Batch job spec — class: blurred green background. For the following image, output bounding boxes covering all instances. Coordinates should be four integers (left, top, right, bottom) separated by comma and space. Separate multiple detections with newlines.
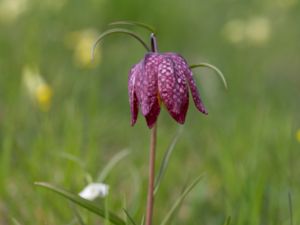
0, 0, 300, 224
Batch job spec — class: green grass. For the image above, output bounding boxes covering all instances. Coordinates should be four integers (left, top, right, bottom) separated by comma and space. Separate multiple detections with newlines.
0, 0, 300, 224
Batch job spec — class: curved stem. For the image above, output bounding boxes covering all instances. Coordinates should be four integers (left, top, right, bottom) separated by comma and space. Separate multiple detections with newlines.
190, 63, 228, 90
91, 28, 150, 61
109, 21, 156, 34
150, 33, 158, 52
145, 123, 157, 225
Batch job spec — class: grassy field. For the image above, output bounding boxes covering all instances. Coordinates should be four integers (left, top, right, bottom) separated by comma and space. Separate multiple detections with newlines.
0, 0, 300, 224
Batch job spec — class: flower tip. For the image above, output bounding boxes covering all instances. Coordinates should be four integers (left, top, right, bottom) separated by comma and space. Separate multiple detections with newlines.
196, 103, 208, 115
177, 120, 185, 125
146, 119, 156, 129
172, 114, 186, 124
131, 120, 136, 126
197, 106, 208, 115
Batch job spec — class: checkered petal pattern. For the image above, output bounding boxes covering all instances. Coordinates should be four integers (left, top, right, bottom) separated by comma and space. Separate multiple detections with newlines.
128, 52, 207, 128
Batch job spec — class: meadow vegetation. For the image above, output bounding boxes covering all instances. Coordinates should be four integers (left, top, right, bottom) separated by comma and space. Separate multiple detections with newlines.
0, 0, 300, 224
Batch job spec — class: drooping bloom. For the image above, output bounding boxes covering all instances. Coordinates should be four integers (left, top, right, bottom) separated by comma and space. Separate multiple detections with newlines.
128, 52, 207, 128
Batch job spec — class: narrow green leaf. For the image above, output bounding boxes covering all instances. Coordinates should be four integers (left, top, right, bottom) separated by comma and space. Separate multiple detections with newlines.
154, 128, 182, 195
70, 203, 86, 225
223, 216, 231, 225
105, 195, 110, 225
288, 192, 294, 225
160, 175, 203, 225
55, 152, 85, 170
122, 195, 128, 225
91, 28, 150, 60
109, 21, 156, 34
55, 151, 93, 183
35, 182, 126, 225
11, 217, 22, 225
98, 149, 130, 182
123, 209, 137, 225
190, 63, 228, 90
140, 215, 145, 225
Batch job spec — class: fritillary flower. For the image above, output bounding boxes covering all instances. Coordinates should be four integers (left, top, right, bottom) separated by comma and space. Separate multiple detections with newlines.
128, 51, 207, 128
92, 21, 226, 128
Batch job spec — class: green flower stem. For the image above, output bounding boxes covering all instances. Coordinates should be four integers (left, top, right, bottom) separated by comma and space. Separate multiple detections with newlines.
150, 33, 158, 52
145, 123, 157, 225
189, 63, 228, 90
109, 21, 156, 34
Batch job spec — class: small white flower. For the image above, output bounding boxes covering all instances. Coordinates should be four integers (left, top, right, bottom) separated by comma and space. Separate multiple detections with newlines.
79, 183, 109, 200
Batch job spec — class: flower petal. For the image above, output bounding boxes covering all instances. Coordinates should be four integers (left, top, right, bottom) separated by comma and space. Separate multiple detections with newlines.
136, 53, 160, 116
185, 68, 207, 114
128, 62, 141, 126
158, 55, 189, 123
145, 100, 161, 128
166, 53, 207, 115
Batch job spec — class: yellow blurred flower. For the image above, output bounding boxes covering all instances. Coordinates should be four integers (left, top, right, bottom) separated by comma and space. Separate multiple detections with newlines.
222, 19, 245, 44
22, 66, 53, 112
36, 84, 53, 111
0, 0, 27, 24
275, 0, 297, 9
296, 130, 300, 143
223, 17, 271, 46
65, 29, 101, 69
245, 17, 271, 45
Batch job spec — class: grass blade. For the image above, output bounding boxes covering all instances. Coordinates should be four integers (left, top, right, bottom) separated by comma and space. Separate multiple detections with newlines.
223, 216, 231, 225
154, 128, 182, 195
160, 175, 203, 225
55, 152, 85, 170
35, 182, 126, 225
105, 195, 110, 225
97, 149, 130, 182
70, 203, 86, 225
11, 217, 22, 225
109, 21, 156, 33
190, 63, 228, 90
140, 215, 145, 225
289, 192, 294, 225
123, 208, 137, 225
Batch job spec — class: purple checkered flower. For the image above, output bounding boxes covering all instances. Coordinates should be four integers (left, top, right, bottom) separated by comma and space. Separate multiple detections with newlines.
92, 25, 225, 129
128, 52, 207, 128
